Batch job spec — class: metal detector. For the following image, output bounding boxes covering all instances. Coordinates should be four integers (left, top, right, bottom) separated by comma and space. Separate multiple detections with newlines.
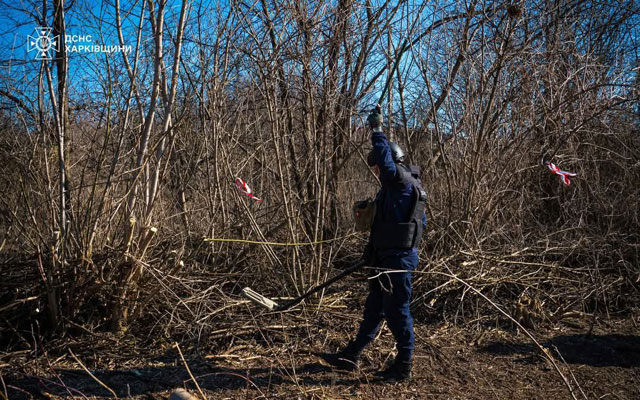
242, 260, 366, 312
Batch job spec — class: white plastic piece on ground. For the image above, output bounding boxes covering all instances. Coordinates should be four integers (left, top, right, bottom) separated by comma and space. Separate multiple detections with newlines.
242, 287, 278, 310
169, 388, 198, 400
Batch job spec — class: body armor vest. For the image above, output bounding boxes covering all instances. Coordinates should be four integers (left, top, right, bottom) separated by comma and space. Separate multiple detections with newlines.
370, 164, 427, 250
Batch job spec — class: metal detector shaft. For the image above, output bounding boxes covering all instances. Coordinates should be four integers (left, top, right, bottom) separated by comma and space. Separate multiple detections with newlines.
275, 260, 366, 312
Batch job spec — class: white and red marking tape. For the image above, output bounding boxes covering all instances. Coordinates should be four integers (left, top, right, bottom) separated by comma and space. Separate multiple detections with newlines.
235, 177, 262, 202
545, 162, 577, 186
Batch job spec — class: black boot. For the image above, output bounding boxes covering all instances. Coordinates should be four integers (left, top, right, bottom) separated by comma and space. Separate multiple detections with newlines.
321, 342, 361, 371
375, 359, 412, 382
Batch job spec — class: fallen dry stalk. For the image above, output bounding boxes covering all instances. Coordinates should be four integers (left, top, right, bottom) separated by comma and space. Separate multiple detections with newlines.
175, 342, 206, 400
68, 349, 118, 398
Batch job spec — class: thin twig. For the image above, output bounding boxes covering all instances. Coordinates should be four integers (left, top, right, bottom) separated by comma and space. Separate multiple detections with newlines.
213, 372, 266, 397
0, 373, 8, 400
553, 345, 588, 400
69, 349, 118, 399
0, 296, 38, 313
175, 342, 207, 400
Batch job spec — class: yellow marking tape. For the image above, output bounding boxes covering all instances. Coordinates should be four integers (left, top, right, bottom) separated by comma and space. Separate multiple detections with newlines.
203, 233, 356, 247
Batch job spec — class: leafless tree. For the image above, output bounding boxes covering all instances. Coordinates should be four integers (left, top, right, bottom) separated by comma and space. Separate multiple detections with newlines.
0, 0, 637, 340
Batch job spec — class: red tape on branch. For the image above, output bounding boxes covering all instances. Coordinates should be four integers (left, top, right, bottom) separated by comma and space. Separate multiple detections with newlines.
545, 162, 577, 186
235, 177, 262, 202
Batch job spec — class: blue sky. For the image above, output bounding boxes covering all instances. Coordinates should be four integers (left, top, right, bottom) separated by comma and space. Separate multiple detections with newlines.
1, 0, 637, 128
0, 0, 192, 121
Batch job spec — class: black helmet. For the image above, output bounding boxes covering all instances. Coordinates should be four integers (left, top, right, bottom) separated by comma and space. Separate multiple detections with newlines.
367, 142, 406, 166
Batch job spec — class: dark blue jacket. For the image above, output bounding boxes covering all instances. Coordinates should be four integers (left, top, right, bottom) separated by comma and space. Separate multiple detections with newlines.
369, 132, 427, 265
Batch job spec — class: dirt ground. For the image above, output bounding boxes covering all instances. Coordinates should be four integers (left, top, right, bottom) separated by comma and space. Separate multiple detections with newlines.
2, 301, 639, 399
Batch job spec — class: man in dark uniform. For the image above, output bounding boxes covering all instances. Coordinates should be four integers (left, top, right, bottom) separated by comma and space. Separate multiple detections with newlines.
323, 108, 427, 382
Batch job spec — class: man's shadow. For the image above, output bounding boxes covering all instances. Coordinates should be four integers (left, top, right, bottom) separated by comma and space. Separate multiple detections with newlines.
479, 334, 640, 368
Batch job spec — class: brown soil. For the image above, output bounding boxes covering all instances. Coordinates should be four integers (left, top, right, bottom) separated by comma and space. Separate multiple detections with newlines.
2, 303, 639, 399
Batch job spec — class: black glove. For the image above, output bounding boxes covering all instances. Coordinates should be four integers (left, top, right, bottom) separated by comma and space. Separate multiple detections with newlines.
367, 108, 383, 130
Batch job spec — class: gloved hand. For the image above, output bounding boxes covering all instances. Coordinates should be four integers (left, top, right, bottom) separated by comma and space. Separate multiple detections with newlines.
367, 107, 383, 131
